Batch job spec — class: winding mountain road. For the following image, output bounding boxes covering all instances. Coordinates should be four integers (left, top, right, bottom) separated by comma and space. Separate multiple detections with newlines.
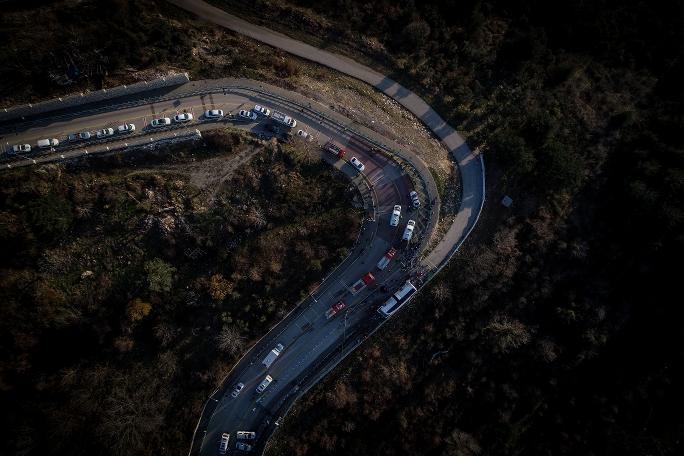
0, 2, 485, 454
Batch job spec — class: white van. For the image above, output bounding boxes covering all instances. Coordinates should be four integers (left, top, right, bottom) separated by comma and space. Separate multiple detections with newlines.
402, 220, 416, 241
262, 343, 284, 368
256, 375, 273, 393
218, 433, 230, 454
37, 138, 59, 149
390, 205, 401, 226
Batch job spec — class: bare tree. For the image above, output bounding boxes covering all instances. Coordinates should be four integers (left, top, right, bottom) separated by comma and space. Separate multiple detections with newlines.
484, 314, 531, 353
97, 368, 170, 456
153, 322, 179, 347
539, 338, 558, 362
216, 326, 245, 355
431, 281, 452, 304
445, 428, 481, 456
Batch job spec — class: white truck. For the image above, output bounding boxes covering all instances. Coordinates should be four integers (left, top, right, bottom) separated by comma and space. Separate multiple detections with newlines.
262, 343, 284, 368
402, 220, 416, 242
271, 110, 297, 128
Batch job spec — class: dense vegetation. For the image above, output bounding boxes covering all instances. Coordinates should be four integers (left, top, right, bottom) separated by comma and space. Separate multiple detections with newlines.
199, 1, 684, 455
0, 0, 310, 106
0, 0, 682, 454
0, 133, 361, 455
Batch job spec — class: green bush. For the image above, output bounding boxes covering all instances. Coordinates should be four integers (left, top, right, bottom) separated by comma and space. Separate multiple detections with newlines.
144, 258, 176, 293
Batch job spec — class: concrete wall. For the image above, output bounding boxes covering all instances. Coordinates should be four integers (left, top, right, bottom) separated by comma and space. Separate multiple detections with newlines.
0, 73, 190, 122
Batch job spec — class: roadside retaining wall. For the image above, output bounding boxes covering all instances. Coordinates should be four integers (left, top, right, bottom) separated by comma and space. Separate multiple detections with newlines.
0, 73, 190, 123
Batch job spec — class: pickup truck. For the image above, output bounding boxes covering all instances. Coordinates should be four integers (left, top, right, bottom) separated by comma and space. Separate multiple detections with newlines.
376, 248, 397, 270
271, 110, 297, 128
349, 272, 375, 295
262, 343, 284, 368
325, 301, 347, 319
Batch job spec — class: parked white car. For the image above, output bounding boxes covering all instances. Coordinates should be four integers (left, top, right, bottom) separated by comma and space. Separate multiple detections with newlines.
231, 382, 245, 398
390, 205, 402, 227
296, 129, 310, 140
238, 109, 258, 121
254, 104, 271, 116
350, 156, 365, 172
68, 131, 91, 142
11, 144, 31, 154
236, 431, 256, 440
219, 433, 230, 454
204, 109, 224, 119
96, 128, 115, 139
37, 138, 59, 148
174, 112, 193, 123
402, 220, 416, 242
150, 117, 171, 128
117, 124, 135, 134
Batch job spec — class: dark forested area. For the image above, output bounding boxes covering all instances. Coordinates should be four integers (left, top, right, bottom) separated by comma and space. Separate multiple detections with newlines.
0, 0, 682, 454
209, 0, 684, 455
0, 134, 361, 455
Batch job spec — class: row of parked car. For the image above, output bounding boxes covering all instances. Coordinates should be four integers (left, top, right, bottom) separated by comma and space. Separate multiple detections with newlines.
7, 109, 230, 156
239, 104, 313, 140
219, 430, 256, 454
9, 121, 137, 154
8, 102, 307, 157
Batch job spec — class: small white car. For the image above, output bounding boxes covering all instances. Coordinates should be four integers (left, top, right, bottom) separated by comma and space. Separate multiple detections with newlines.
231, 382, 245, 398
96, 128, 115, 139
254, 104, 271, 116
402, 220, 416, 242
350, 156, 365, 172
37, 138, 59, 148
219, 433, 230, 454
238, 110, 258, 121
296, 129, 309, 140
117, 124, 135, 134
236, 442, 252, 452
256, 375, 273, 393
150, 117, 171, 128
204, 109, 224, 119
390, 205, 402, 227
174, 112, 193, 123
236, 431, 256, 440
409, 190, 421, 208
11, 144, 31, 154
68, 131, 91, 142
